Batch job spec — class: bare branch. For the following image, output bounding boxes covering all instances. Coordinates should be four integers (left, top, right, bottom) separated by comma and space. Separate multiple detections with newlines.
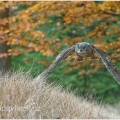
102, 10, 120, 17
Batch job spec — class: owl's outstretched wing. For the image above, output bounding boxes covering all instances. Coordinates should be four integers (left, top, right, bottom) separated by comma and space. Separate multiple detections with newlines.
35, 46, 75, 80
91, 45, 120, 85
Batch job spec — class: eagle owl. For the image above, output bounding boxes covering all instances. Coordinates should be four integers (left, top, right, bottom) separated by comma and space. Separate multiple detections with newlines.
37, 42, 120, 85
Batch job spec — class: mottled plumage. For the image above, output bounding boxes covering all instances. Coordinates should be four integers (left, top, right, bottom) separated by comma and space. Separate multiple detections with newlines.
36, 42, 120, 85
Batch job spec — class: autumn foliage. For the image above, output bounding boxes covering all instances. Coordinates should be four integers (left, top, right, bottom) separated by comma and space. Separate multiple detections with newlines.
0, 1, 120, 76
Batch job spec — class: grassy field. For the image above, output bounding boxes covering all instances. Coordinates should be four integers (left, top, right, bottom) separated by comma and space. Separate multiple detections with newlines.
0, 70, 119, 119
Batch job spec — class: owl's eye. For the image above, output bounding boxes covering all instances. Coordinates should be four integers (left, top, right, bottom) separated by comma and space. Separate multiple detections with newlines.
83, 46, 86, 50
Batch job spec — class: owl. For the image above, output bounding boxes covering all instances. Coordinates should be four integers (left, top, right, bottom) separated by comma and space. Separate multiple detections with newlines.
37, 42, 120, 85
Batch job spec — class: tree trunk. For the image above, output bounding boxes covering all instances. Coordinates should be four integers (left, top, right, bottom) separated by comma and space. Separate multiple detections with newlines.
0, 6, 11, 72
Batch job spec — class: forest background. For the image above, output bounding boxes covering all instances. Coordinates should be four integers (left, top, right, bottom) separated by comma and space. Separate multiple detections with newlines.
0, 1, 120, 104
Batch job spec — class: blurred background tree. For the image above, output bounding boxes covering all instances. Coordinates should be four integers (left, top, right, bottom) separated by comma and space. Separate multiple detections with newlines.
0, 1, 120, 104
0, 3, 11, 71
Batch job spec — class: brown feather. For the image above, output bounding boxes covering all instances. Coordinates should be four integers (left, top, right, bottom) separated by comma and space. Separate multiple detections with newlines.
91, 45, 120, 85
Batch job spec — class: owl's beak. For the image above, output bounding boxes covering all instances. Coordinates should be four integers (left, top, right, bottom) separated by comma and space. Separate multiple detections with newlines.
80, 49, 82, 52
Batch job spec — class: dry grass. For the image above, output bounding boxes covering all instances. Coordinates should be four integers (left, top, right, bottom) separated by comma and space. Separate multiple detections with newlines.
0, 71, 119, 119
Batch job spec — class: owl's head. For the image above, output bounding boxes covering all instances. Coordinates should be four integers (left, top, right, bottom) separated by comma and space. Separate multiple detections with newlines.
75, 42, 92, 56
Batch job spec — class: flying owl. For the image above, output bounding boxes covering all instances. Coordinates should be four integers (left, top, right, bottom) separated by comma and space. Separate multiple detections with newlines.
37, 42, 120, 85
